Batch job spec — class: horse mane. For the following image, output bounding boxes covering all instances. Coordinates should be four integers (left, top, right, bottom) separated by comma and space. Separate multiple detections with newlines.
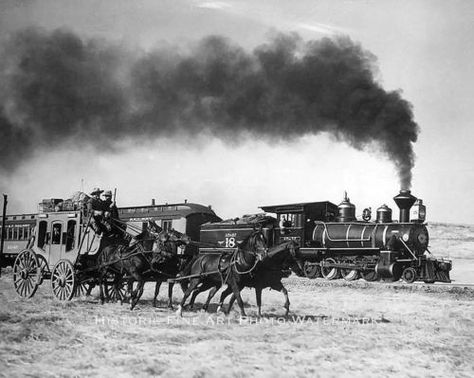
238, 229, 267, 252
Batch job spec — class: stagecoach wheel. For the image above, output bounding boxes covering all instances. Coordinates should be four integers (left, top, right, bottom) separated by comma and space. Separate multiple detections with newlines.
303, 262, 321, 279
13, 249, 41, 298
341, 269, 360, 281
36, 254, 50, 285
321, 258, 341, 280
361, 270, 380, 282
51, 260, 76, 301
74, 282, 92, 297
105, 274, 127, 303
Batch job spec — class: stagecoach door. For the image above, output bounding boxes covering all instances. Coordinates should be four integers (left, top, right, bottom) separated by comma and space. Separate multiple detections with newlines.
47, 221, 65, 265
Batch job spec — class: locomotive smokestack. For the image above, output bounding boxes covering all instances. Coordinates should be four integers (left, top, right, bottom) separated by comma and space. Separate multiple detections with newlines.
393, 190, 417, 223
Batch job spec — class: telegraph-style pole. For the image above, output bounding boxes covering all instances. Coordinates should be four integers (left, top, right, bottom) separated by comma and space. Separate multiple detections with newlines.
0, 194, 7, 277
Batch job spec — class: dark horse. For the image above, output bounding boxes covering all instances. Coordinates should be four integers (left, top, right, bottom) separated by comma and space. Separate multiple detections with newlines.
176, 230, 268, 317
148, 227, 191, 309
221, 240, 304, 317
97, 222, 160, 310
98, 222, 191, 310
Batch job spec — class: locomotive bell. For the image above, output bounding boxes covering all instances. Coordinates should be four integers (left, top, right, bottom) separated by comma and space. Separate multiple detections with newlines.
393, 190, 417, 223
336, 191, 356, 222
376, 204, 392, 223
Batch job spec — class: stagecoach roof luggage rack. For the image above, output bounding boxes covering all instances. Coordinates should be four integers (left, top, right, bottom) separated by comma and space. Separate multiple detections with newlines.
38, 198, 63, 213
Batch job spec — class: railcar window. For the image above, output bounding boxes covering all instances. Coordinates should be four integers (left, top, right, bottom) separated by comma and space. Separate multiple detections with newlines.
162, 220, 172, 232
37, 221, 47, 249
66, 220, 76, 251
52, 223, 62, 244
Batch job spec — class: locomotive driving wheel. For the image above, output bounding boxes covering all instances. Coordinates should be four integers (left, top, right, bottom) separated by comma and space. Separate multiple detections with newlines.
13, 249, 42, 298
361, 270, 380, 282
51, 260, 76, 301
341, 269, 360, 281
321, 258, 341, 280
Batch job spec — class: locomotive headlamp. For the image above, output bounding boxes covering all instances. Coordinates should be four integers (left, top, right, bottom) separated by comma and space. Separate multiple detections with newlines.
418, 232, 428, 244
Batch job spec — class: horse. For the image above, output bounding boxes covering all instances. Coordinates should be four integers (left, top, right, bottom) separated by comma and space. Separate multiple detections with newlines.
148, 228, 191, 309
97, 222, 160, 310
221, 240, 304, 317
103, 224, 191, 309
175, 229, 268, 317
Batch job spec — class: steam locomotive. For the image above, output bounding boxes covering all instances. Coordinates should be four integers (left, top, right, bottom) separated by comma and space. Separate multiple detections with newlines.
0, 189, 452, 284
199, 190, 452, 284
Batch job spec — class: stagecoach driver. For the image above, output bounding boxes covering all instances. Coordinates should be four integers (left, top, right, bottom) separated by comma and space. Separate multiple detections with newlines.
87, 187, 106, 234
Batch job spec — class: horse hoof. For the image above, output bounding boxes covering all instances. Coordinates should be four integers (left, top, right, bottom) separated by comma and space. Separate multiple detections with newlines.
216, 305, 222, 313
176, 306, 183, 317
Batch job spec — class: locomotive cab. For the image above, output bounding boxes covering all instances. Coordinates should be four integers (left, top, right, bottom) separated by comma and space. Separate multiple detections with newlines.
260, 201, 338, 248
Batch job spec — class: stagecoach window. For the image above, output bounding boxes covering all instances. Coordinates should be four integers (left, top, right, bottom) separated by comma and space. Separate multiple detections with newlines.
52, 223, 62, 244
8, 227, 13, 240
66, 220, 76, 251
38, 221, 47, 248
18, 227, 23, 240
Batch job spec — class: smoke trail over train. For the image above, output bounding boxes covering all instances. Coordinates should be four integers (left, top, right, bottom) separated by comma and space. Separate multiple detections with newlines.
0, 28, 418, 187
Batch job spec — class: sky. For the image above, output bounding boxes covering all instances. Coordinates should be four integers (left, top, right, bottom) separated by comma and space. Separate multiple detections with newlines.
0, 0, 473, 224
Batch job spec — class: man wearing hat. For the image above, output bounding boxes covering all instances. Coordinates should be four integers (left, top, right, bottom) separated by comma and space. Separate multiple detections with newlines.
87, 187, 106, 234
102, 189, 122, 237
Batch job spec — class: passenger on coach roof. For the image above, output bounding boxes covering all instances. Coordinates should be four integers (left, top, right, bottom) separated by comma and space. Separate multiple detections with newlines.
87, 187, 106, 235
102, 190, 118, 219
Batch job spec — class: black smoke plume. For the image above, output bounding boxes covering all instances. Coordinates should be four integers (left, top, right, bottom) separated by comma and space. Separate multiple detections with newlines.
0, 28, 418, 188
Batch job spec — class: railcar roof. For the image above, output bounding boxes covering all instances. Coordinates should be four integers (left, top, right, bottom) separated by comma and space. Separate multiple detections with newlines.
118, 202, 217, 220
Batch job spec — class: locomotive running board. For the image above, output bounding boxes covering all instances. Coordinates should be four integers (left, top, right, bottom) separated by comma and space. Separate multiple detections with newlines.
299, 247, 380, 259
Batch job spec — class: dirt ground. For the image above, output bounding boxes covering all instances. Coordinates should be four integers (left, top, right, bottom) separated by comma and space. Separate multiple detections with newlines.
1, 268, 473, 378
